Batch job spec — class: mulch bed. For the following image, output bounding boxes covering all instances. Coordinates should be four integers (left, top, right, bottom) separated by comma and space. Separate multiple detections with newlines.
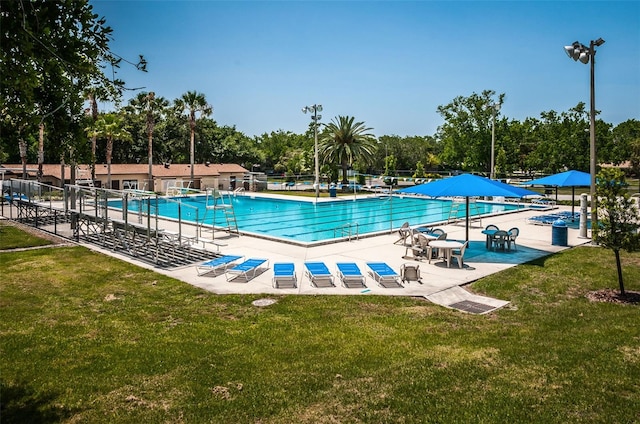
586, 289, 640, 305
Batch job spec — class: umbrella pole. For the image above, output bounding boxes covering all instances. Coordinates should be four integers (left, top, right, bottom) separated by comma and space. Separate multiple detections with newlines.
572, 186, 575, 221
466, 196, 470, 242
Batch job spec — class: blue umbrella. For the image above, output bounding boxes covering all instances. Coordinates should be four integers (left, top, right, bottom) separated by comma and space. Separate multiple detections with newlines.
521, 170, 591, 218
521, 170, 590, 188
399, 174, 538, 241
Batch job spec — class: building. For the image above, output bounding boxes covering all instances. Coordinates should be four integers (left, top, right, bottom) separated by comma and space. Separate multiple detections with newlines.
0, 163, 265, 193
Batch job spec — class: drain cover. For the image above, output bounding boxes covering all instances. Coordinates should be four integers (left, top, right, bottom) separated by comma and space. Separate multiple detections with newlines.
252, 298, 277, 307
448, 300, 496, 314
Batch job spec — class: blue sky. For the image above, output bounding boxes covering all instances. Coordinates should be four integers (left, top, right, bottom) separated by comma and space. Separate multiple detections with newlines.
91, 1, 640, 138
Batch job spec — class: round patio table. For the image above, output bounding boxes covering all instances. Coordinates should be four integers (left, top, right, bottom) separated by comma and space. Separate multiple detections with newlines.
428, 240, 464, 268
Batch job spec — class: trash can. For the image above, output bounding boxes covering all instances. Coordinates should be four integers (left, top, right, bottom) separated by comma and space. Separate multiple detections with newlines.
329, 183, 337, 198
551, 219, 568, 246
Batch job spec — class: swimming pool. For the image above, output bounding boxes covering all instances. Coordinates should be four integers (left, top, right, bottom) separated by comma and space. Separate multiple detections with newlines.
119, 194, 527, 244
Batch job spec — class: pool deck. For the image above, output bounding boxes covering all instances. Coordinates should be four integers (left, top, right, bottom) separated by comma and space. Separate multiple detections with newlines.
99, 203, 592, 310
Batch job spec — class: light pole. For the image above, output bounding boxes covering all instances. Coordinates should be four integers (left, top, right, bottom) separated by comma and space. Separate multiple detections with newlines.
487, 102, 501, 180
302, 104, 322, 198
564, 38, 605, 238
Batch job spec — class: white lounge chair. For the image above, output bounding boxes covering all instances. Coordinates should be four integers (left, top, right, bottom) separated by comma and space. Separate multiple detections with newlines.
336, 262, 366, 288
272, 263, 297, 288
366, 262, 403, 288
226, 258, 269, 282
196, 254, 243, 276
304, 262, 335, 288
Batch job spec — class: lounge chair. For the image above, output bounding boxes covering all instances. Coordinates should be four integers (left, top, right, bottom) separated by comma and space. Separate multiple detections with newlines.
196, 254, 243, 276
304, 262, 335, 288
336, 262, 366, 288
366, 262, 403, 288
400, 263, 421, 284
226, 258, 269, 282
272, 262, 297, 288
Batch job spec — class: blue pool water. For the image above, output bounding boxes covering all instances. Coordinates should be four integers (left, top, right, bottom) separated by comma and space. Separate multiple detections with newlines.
120, 195, 525, 244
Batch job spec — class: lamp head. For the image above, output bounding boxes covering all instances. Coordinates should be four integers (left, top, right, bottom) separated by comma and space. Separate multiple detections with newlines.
316, 105, 323, 112
594, 38, 605, 47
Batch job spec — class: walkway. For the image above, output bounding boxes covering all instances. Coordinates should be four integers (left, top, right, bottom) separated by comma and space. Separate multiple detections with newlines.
83, 204, 591, 313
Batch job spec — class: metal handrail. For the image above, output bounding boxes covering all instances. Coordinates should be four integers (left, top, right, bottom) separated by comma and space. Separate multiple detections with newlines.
333, 222, 359, 241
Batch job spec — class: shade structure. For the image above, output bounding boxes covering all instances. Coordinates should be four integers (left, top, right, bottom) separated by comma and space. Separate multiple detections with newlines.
398, 174, 538, 241
521, 170, 590, 188
521, 170, 591, 218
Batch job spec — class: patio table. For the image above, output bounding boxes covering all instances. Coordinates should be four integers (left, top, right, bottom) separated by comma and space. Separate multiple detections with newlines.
428, 240, 464, 268
481, 229, 499, 249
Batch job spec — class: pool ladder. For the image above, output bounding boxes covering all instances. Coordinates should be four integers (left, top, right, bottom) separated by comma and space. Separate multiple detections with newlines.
447, 197, 482, 227
334, 222, 359, 241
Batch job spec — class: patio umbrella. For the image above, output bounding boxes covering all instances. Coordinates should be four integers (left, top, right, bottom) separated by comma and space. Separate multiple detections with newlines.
520, 170, 590, 218
398, 174, 538, 241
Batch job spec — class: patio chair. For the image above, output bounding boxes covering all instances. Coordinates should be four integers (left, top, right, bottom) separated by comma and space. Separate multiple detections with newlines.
484, 224, 499, 248
336, 262, 367, 288
304, 262, 335, 288
429, 228, 445, 237
507, 227, 520, 251
450, 241, 468, 269
272, 262, 297, 288
196, 254, 243, 276
366, 262, 403, 288
426, 232, 448, 263
404, 233, 430, 260
225, 258, 269, 282
400, 263, 421, 284
491, 230, 510, 251
394, 222, 413, 245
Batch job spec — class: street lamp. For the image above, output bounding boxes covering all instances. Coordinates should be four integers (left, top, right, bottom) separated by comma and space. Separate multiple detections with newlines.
302, 104, 322, 198
564, 38, 605, 238
487, 102, 501, 180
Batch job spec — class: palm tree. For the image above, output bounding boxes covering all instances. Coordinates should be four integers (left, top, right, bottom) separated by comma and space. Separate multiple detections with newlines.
124, 92, 169, 189
174, 91, 213, 182
86, 113, 131, 189
319, 116, 377, 184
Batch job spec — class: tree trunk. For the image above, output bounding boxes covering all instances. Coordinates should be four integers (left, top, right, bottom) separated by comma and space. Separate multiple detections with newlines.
614, 249, 626, 295
190, 123, 195, 182
38, 122, 44, 181
148, 129, 153, 190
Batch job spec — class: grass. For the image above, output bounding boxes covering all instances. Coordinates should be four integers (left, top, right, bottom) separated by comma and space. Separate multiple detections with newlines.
0, 221, 54, 249
1, 223, 639, 423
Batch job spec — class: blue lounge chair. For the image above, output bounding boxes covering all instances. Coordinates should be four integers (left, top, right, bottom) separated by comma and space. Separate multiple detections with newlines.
196, 254, 243, 276
304, 262, 335, 288
366, 262, 403, 288
273, 263, 297, 288
336, 262, 366, 288
226, 258, 269, 282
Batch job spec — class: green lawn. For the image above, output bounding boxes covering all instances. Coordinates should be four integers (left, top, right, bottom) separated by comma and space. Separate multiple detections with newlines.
1, 223, 639, 423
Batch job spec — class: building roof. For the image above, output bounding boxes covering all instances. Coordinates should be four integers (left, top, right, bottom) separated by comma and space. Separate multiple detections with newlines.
0, 163, 249, 180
